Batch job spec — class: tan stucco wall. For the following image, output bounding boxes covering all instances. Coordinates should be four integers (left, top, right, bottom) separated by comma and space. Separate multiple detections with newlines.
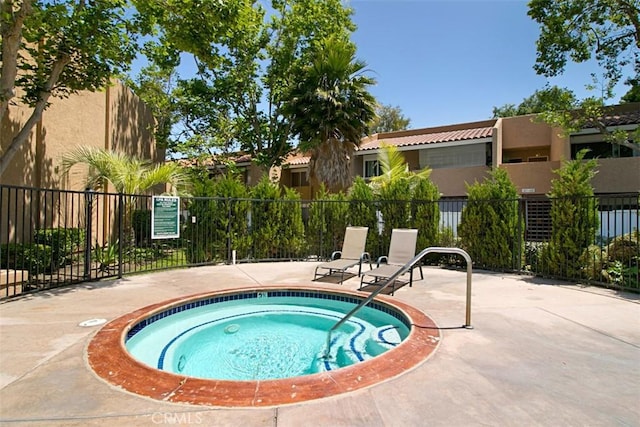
501, 162, 560, 195
1, 81, 158, 244
501, 115, 553, 151
1, 80, 158, 190
592, 157, 640, 194
430, 166, 491, 197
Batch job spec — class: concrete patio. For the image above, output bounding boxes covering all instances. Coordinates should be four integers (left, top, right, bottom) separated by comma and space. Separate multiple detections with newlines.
0, 262, 638, 426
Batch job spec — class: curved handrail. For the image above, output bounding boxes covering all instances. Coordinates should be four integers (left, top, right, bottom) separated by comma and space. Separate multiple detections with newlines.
323, 247, 473, 359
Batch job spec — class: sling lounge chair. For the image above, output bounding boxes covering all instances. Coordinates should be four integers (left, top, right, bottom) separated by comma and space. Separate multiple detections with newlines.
313, 226, 371, 284
359, 228, 423, 295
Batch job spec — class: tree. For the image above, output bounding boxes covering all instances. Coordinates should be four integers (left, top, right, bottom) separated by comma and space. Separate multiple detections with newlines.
370, 144, 434, 253
492, 86, 578, 118
370, 104, 411, 133
60, 146, 187, 195
543, 150, 599, 278
527, 0, 640, 154
283, 36, 376, 193
528, 0, 639, 90
0, 0, 139, 175
458, 168, 520, 270
61, 146, 188, 247
130, 0, 357, 167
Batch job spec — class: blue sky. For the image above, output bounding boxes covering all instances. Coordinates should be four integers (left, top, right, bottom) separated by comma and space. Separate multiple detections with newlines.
349, 0, 626, 129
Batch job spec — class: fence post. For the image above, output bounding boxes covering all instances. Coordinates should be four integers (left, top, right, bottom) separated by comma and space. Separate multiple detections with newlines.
118, 192, 124, 279
83, 188, 94, 280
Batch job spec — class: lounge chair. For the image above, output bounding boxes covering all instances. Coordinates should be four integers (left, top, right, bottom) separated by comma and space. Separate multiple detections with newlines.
313, 226, 371, 284
359, 228, 423, 295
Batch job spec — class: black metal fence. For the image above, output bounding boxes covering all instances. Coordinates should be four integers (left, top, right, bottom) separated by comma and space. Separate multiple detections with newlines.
1, 184, 638, 299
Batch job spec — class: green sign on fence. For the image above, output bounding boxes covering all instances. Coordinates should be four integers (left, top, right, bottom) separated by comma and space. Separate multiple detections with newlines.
152, 196, 180, 239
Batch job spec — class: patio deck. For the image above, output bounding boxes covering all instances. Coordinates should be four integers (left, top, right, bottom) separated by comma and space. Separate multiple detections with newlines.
0, 262, 638, 426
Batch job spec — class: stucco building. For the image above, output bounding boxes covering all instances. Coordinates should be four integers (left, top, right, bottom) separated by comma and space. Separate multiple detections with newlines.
277, 103, 640, 199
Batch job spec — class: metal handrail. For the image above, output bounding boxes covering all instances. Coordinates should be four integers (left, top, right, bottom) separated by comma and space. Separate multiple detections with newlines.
323, 247, 473, 359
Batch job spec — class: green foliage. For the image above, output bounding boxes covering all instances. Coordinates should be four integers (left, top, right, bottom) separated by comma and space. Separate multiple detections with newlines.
93, 241, 119, 273
279, 187, 307, 258
458, 169, 520, 269
249, 177, 283, 259
0, 243, 53, 275
544, 151, 600, 277
33, 227, 85, 268
283, 35, 377, 192
348, 177, 381, 256
132, 210, 152, 247
307, 185, 349, 259
528, 0, 638, 89
131, 0, 357, 166
370, 104, 411, 133
183, 173, 250, 264
411, 179, 441, 252
607, 229, 639, 264
1, 0, 140, 173
492, 85, 577, 118
371, 144, 435, 252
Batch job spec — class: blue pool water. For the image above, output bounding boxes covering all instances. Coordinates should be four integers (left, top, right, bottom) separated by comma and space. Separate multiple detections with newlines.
125, 292, 410, 381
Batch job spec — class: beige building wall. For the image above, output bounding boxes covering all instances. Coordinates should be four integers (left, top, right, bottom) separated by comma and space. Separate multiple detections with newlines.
0, 81, 158, 244
430, 166, 491, 197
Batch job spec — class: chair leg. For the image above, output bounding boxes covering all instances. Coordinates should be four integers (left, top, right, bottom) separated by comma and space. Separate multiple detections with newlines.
418, 265, 424, 280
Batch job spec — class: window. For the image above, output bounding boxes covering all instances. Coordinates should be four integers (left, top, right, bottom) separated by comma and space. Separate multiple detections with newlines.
291, 170, 308, 187
364, 159, 381, 178
570, 133, 636, 159
419, 143, 489, 169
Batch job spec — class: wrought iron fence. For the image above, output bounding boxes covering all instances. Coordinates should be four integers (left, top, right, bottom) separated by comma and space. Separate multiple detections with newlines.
1, 184, 638, 299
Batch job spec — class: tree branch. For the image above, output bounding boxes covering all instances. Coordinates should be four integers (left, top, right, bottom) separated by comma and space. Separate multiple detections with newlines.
0, 53, 70, 176
0, 0, 33, 122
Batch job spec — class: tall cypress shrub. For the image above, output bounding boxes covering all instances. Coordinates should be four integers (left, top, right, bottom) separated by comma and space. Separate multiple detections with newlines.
184, 171, 250, 264
544, 150, 599, 278
280, 187, 306, 258
307, 185, 349, 259
348, 177, 381, 257
411, 178, 441, 252
212, 174, 251, 261
458, 168, 519, 269
250, 177, 283, 259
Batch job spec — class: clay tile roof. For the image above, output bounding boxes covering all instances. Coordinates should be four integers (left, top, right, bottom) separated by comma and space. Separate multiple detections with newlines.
283, 151, 310, 166
597, 108, 640, 127
359, 126, 494, 151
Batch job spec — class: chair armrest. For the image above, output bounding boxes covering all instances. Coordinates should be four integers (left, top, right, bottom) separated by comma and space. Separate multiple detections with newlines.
360, 252, 371, 262
376, 255, 388, 267
331, 251, 342, 260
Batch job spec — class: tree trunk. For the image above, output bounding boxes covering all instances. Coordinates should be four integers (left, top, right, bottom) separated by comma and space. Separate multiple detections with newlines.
0, 0, 33, 122
308, 137, 356, 193
0, 54, 69, 176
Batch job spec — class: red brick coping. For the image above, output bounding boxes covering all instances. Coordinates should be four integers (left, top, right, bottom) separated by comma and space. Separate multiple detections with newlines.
87, 285, 440, 407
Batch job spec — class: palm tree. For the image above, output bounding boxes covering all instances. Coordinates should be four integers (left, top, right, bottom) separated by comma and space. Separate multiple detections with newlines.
61, 146, 189, 246
61, 146, 187, 195
283, 36, 376, 193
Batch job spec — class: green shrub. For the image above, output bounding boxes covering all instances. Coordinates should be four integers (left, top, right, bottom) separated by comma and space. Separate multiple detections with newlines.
378, 178, 411, 253
250, 177, 283, 259
411, 178, 440, 252
307, 185, 349, 259
0, 243, 53, 274
458, 169, 520, 269
33, 227, 85, 268
132, 210, 151, 247
607, 229, 639, 264
348, 177, 381, 257
279, 188, 307, 258
545, 151, 599, 278
579, 245, 606, 281
183, 173, 251, 264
